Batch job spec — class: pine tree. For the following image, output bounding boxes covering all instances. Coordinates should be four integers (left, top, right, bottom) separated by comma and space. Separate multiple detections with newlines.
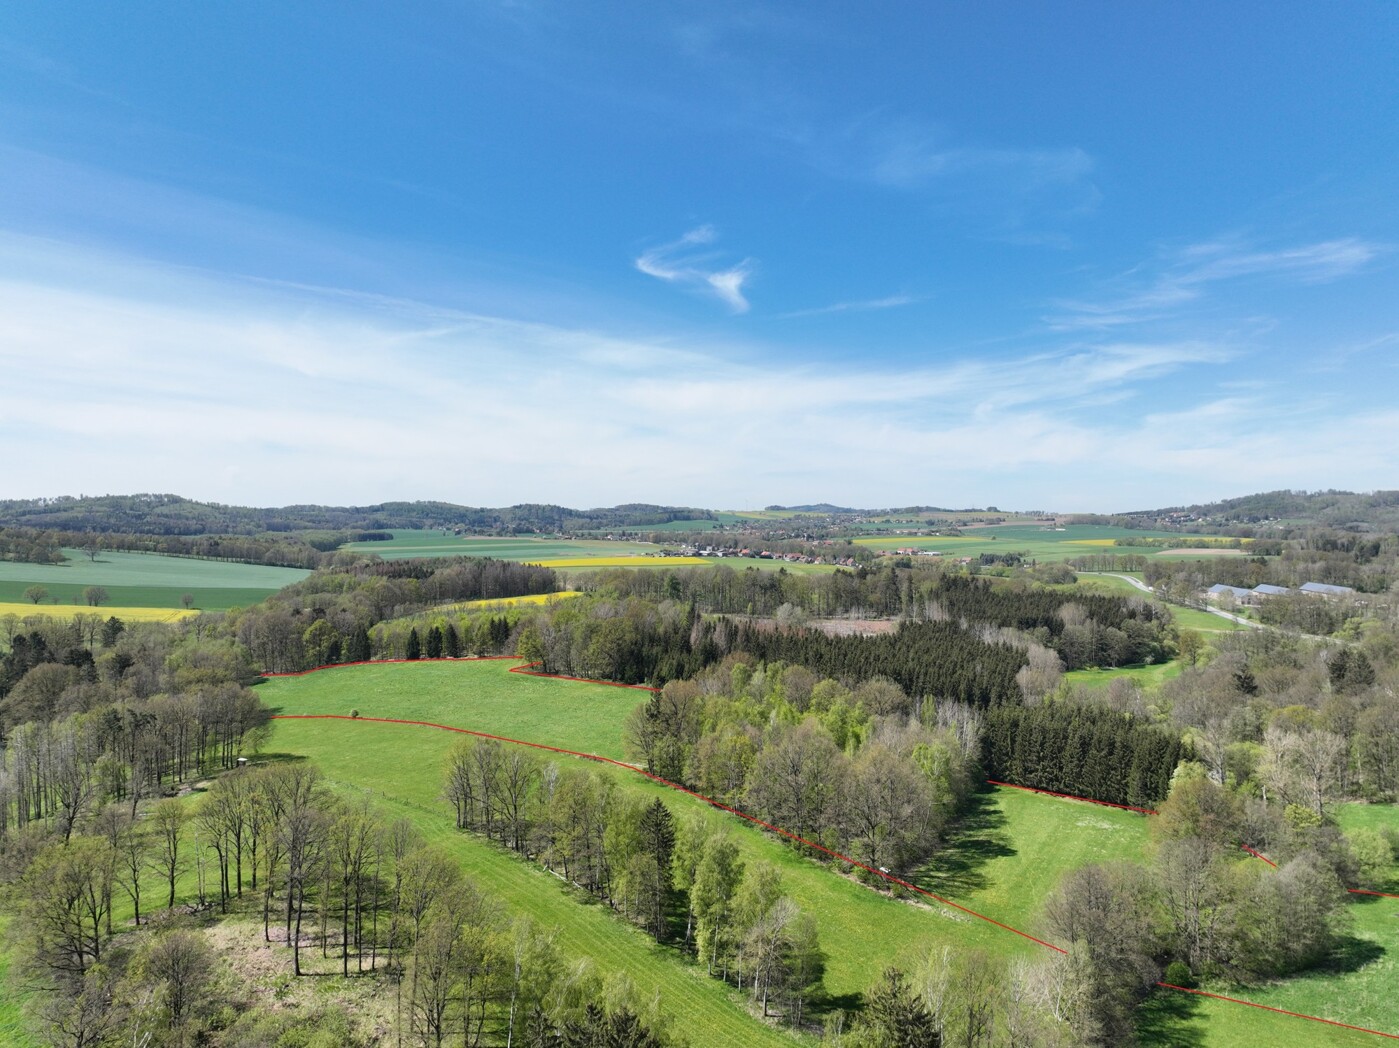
406, 628, 421, 661
860, 967, 941, 1047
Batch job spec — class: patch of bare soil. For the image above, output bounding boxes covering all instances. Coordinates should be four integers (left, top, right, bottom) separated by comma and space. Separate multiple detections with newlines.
808, 618, 900, 637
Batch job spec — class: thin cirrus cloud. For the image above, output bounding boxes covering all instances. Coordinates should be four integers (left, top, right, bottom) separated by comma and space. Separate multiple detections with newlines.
634, 224, 755, 313
779, 293, 917, 319
806, 115, 1099, 229
0, 222, 1384, 511
1048, 236, 1382, 331
0, 231, 1269, 509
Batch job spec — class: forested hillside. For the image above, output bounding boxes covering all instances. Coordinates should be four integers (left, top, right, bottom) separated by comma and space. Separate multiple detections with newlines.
0, 494, 714, 536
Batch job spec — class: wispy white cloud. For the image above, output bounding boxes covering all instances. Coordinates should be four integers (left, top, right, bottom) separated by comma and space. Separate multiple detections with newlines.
805, 116, 1099, 235
779, 293, 916, 319
635, 225, 754, 313
0, 231, 1384, 512
1049, 236, 1382, 331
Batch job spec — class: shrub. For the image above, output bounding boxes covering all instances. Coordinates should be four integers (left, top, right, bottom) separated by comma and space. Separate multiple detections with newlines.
1164, 960, 1195, 988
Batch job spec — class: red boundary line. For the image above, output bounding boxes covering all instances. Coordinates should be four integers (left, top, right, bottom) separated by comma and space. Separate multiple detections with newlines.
1239, 843, 1278, 867
1240, 844, 1399, 899
986, 779, 1158, 816
266, 658, 1399, 1039
1157, 984, 1399, 1041
270, 711, 1065, 954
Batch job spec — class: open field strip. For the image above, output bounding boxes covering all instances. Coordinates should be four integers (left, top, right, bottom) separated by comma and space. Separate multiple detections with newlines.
0, 600, 197, 623
260, 662, 1101, 998
533, 556, 712, 568
444, 591, 583, 611
0, 549, 308, 609
852, 525, 1245, 563
1063, 661, 1185, 691
343, 531, 660, 561
1067, 574, 1245, 635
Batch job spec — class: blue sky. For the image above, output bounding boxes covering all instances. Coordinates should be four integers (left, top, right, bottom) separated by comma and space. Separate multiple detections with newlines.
1, 2, 1395, 511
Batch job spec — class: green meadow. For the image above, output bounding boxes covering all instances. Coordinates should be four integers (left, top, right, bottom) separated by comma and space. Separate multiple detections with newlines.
0, 549, 307, 610
342, 530, 659, 561
261, 662, 1138, 1006
0, 916, 40, 1048
259, 659, 1399, 1044
266, 709, 1128, 1006
854, 524, 1244, 563
340, 529, 841, 575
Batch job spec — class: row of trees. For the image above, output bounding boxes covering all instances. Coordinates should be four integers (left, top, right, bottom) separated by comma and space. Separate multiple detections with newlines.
620, 658, 983, 878
235, 557, 557, 672
441, 737, 827, 1025
0, 682, 268, 842
8, 759, 684, 1047
981, 704, 1190, 809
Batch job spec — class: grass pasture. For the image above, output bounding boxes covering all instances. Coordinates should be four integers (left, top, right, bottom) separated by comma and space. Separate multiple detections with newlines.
853, 524, 1242, 563
0, 915, 39, 1047
1063, 661, 1184, 691
262, 661, 1144, 995
261, 659, 1399, 1046
0, 549, 307, 610
341, 531, 661, 561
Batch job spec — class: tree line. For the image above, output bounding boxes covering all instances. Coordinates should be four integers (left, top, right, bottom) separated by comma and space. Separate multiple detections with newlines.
234, 557, 557, 672
0, 493, 713, 536
7, 758, 686, 1048
618, 657, 983, 886
981, 704, 1190, 808
441, 735, 827, 1027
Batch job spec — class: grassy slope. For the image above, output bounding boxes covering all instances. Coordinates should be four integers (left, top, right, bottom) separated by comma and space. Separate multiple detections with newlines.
261, 663, 1140, 994
264, 659, 1399, 1047
1064, 661, 1185, 691
0, 915, 40, 1047
853, 524, 1239, 562
0, 549, 306, 609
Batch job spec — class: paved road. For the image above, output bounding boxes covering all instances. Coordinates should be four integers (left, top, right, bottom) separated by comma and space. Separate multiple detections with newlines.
1096, 573, 1262, 629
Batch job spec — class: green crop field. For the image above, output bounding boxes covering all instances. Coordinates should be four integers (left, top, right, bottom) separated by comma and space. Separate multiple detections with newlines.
261, 659, 1399, 1046
853, 524, 1243, 563
340, 530, 841, 577
0, 549, 308, 610
342, 530, 660, 561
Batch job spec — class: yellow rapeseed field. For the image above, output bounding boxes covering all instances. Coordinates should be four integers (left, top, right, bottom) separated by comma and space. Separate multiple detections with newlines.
445, 591, 583, 611
0, 602, 198, 623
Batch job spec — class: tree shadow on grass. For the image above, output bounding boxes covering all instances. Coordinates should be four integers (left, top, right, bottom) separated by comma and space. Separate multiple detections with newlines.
1137, 984, 1208, 1047
1323, 932, 1385, 975
246, 751, 311, 766
914, 790, 1015, 898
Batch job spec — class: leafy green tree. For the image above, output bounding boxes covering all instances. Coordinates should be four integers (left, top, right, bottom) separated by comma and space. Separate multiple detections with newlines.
133, 930, 217, 1048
